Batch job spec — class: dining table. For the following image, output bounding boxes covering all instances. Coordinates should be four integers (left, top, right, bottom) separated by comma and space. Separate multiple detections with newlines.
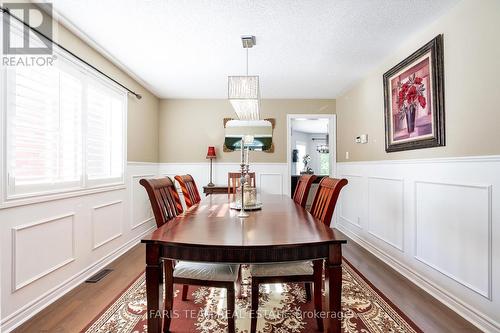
141, 193, 347, 333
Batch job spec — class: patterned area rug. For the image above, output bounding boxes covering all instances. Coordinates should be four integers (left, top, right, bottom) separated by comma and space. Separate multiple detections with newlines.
84, 260, 421, 333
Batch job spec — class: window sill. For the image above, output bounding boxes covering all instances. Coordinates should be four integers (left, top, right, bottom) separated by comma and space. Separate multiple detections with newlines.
0, 184, 127, 210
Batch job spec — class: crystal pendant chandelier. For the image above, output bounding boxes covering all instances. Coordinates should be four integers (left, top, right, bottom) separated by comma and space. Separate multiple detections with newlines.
228, 36, 260, 120
316, 144, 329, 154
315, 134, 329, 154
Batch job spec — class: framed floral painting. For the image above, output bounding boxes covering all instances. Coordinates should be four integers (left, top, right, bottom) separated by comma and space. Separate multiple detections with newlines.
383, 34, 445, 152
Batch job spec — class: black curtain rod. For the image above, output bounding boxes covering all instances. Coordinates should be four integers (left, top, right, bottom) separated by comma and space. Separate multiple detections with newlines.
1, 6, 142, 99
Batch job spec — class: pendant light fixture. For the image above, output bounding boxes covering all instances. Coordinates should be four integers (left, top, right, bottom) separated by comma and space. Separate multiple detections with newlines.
228, 35, 260, 120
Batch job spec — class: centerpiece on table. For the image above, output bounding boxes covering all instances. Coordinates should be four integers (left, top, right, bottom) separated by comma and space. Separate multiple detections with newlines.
230, 135, 262, 216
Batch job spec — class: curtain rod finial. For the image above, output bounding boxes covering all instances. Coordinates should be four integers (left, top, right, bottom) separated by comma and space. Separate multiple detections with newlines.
130, 92, 142, 99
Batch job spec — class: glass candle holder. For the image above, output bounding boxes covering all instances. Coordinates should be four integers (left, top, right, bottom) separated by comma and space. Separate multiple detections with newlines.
235, 186, 257, 207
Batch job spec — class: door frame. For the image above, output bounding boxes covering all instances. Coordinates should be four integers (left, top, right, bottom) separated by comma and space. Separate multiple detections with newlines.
286, 114, 337, 197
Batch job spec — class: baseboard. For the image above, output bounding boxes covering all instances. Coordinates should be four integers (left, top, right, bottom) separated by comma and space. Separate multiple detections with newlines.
337, 225, 500, 333
0, 226, 155, 333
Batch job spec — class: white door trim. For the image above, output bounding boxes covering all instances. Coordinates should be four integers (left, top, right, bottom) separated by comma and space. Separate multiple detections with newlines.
286, 114, 337, 197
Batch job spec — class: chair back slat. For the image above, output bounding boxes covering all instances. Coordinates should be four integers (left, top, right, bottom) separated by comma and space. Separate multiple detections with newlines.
293, 175, 317, 208
174, 174, 201, 208
228, 172, 256, 197
310, 177, 348, 227
140, 177, 183, 228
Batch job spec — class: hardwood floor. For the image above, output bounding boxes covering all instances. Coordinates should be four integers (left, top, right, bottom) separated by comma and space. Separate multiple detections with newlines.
341, 233, 481, 333
13, 246, 145, 333
13, 231, 480, 333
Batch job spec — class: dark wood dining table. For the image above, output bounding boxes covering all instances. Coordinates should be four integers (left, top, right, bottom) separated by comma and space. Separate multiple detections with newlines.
141, 193, 347, 333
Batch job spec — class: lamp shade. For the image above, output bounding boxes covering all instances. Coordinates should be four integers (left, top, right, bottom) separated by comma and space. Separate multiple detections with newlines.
206, 146, 216, 159
228, 75, 260, 120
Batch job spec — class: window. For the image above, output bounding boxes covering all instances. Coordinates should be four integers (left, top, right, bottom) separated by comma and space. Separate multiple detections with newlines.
319, 153, 330, 175
85, 78, 124, 186
3, 44, 126, 199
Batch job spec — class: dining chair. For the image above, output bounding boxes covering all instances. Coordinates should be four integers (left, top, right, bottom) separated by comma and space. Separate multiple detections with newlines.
228, 172, 256, 196
140, 177, 238, 333
309, 177, 349, 227
293, 174, 317, 208
174, 174, 201, 208
249, 177, 348, 333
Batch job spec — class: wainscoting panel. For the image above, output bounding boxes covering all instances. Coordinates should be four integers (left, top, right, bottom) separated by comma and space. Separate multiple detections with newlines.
12, 213, 75, 291
92, 201, 124, 250
368, 177, 404, 251
336, 156, 500, 332
415, 181, 491, 299
130, 174, 155, 230
339, 175, 363, 228
259, 173, 283, 195
0, 162, 159, 333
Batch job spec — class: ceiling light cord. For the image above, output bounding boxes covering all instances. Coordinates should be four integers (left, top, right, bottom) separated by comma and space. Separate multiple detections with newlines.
246, 47, 249, 76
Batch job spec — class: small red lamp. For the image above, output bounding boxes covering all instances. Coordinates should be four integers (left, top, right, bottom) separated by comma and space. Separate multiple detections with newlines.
206, 146, 216, 187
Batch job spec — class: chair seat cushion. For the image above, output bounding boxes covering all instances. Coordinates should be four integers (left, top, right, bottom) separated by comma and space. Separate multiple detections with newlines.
174, 261, 239, 281
250, 261, 313, 277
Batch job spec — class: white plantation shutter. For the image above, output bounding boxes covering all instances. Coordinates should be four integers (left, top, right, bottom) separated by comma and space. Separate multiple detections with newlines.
4, 48, 126, 199
86, 79, 124, 186
6, 61, 83, 196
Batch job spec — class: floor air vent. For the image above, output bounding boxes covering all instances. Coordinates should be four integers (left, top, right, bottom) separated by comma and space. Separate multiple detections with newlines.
85, 268, 113, 283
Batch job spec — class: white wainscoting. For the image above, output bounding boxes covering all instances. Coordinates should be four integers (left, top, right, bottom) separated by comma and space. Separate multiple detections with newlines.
159, 162, 289, 197
0, 161, 288, 332
91, 200, 124, 250
12, 213, 76, 292
130, 174, 155, 230
368, 177, 404, 251
0, 162, 159, 333
336, 156, 500, 332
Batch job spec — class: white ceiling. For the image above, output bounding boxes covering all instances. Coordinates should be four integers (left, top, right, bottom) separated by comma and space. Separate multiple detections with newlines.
51, 0, 458, 99
292, 118, 329, 134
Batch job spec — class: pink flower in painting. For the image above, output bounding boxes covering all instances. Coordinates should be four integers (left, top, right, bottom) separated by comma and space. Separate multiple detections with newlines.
397, 75, 427, 134
418, 95, 426, 108
406, 86, 418, 103
397, 75, 426, 111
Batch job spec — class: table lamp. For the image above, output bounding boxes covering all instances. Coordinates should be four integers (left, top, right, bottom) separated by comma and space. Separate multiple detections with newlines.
206, 146, 216, 187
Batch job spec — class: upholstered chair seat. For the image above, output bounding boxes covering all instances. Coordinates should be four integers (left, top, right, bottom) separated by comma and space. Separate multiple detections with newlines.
174, 262, 239, 281
250, 261, 313, 277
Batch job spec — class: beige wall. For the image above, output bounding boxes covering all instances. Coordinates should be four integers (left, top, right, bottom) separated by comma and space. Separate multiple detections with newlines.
159, 99, 336, 163
336, 0, 500, 162
53, 23, 160, 162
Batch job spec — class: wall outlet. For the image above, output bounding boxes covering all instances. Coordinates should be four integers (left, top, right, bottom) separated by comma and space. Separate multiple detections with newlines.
345, 151, 349, 160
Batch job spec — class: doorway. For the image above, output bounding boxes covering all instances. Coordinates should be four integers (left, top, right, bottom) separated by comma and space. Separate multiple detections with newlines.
286, 114, 336, 197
